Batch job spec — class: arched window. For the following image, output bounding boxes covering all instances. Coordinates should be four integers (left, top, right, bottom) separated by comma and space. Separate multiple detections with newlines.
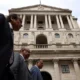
68, 33, 73, 38
23, 33, 28, 38
55, 33, 60, 38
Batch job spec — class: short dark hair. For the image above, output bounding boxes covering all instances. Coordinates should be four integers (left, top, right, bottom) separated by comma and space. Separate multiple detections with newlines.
20, 48, 30, 53
0, 13, 6, 24
7, 14, 18, 22
35, 59, 41, 64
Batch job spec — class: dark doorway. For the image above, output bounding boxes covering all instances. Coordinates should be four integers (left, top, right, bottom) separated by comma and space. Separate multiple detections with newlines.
36, 34, 47, 44
41, 71, 52, 80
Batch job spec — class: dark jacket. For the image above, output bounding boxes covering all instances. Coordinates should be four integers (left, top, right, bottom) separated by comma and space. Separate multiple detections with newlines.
0, 13, 13, 79
10, 53, 32, 80
30, 66, 43, 80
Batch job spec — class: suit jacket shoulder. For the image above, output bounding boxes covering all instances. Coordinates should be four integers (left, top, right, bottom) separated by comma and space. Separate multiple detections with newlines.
11, 53, 29, 80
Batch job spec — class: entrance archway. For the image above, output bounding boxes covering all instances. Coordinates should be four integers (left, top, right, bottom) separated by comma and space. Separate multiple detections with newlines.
41, 71, 52, 80
36, 34, 47, 44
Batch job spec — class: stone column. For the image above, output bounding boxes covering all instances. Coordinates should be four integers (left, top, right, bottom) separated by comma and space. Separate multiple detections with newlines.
30, 15, 33, 30
66, 15, 73, 29
20, 15, 25, 31
45, 15, 48, 29
59, 15, 65, 30
48, 15, 52, 30
22, 15, 26, 30
28, 60, 33, 70
34, 15, 37, 30
56, 15, 61, 29
53, 59, 60, 80
20, 14, 23, 19
73, 58, 80, 80
70, 16, 76, 29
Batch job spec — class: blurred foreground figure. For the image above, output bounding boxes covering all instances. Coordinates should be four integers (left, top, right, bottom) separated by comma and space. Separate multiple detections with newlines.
0, 13, 22, 80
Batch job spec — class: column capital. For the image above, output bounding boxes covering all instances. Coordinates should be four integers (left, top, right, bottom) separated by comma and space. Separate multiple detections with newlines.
53, 58, 59, 63
72, 58, 79, 62
45, 14, 47, 16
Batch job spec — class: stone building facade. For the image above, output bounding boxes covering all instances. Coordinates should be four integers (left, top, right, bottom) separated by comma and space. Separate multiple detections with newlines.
9, 4, 80, 80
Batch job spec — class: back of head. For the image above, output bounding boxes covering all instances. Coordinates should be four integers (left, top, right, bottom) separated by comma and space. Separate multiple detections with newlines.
20, 48, 30, 59
0, 13, 6, 26
7, 14, 18, 22
0, 13, 10, 44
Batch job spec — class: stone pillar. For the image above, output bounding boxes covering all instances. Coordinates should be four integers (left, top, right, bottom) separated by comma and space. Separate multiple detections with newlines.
45, 15, 48, 29
20, 14, 22, 19
53, 59, 60, 80
56, 15, 61, 29
28, 60, 33, 70
34, 15, 37, 30
22, 15, 26, 30
30, 15, 33, 30
59, 15, 65, 30
66, 15, 73, 29
20, 15, 25, 31
48, 15, 53, 30
73, 58, 80, 80
70, 16, 76, 29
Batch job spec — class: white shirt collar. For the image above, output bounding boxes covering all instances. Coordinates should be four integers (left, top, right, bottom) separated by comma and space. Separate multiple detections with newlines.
20, 54, 25, 61
9, 22, 13, 29
35, 65, 39, 68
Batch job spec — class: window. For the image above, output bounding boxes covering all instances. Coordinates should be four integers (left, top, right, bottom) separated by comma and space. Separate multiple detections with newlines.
55, 33, 60, 38
61, 65, 70, 73
51, 21, 54, 24
38, 21, 43, 24
68, 33, 73, 38
23, 33, 28, 38
27, 21, 30, 24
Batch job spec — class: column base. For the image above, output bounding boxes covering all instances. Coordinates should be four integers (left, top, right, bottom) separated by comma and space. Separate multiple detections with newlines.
46, 28, 53, 31
30, 28, 37, 31
71, 28, 80, 31
45, 28, 53, 31
59, 28, 66, 31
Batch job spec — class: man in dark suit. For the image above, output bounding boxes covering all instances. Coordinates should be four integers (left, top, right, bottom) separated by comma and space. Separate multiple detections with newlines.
10, 48, 32, 80
30, 59, 43, 80
0, 13, 22, 80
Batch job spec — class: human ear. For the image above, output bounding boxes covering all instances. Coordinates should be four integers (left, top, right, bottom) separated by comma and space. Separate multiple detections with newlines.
11, 17, 15, 22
